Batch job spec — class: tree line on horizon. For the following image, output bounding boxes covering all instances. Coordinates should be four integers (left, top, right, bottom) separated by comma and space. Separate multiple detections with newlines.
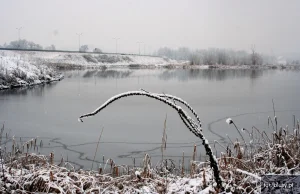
1, 39, 299, 65
153, 46, 300, 66
0, 39, 103, 53
154, 46, 267, 66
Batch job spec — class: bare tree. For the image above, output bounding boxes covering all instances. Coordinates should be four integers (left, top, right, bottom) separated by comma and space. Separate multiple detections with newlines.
250, 45, 263, 65
6, 39, 43, 50
216, 49, 228, 65
79, 45, 89, 52
45, 45, 56, 50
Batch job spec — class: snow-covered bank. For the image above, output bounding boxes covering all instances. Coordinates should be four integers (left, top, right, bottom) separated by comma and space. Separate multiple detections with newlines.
0, 53, 63, 90
0, 50, 188, 70
0, 153, 225, 194
1, 50, 299, 71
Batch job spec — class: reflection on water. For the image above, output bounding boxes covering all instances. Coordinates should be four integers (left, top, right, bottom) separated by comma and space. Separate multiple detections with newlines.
82, 70, 97, 78
1, 68, 267, 99
95, 70, 132, 78
62, 68, 267, 81
158, 69, 265, 81
0, 82, 58, 97
1, 68, 298, 170
66, 69, 133, 79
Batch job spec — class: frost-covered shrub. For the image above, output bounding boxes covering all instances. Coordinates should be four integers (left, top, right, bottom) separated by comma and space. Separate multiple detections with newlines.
79, 45, 89, 52
0, 64, 5, 81
5, 75, 18, 84
5, 39, 43, 50
83, 55, 98, 63
0, 72, 5, 83
95, 55, 120, 63
11, 68, 27, 80
122, 56, 133, 62
38, 74, 51, 81
93, 48, 103, 53
45, 45, 56, 50
26, 77, 35, 84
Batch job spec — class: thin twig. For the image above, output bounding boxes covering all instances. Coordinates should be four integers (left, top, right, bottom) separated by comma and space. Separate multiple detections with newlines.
91, 127, 104, 171
272, 99, 276, 118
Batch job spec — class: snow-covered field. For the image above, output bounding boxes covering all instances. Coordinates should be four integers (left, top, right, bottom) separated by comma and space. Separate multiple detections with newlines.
0, 52, 63, 90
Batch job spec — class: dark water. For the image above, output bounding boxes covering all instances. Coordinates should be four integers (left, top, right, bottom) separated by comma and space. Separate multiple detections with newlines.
1, 68, 300, 170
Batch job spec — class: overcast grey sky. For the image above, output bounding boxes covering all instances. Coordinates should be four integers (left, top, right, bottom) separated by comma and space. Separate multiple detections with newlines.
0, 0, 299, 54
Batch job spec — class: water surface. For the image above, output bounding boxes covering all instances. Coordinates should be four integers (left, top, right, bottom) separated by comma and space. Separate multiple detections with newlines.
1, 68, 300, 169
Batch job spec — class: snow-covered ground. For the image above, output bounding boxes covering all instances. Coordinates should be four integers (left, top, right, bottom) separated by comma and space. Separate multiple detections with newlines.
0, 50, 188, 69
0, 153, 228, 194
0, 52, 63, 90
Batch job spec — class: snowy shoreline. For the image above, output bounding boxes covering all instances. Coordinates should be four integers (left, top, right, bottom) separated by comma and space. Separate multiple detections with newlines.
0, 52, 64, 90
1, 50, 299, 73
0, 50, 188, 69
0, 76, 64, 90
1, 50, 299, 91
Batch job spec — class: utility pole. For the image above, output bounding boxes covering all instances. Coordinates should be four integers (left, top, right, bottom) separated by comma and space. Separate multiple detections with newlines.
16, 27, 23, 48
113, 38, 120, 54
137, 42, 143, 55
16, 27, 23, 40
76, 33, 83, 51
143, 43, 146, 55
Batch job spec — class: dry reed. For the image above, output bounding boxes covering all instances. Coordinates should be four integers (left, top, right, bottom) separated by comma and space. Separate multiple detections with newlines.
91, 127, 104, 171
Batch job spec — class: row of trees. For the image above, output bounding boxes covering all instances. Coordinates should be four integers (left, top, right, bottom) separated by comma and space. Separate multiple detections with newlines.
2, 40, 295, 65
0, 39, 55, 50
79, 45, 103, 53
154, 46, 268, 66
0, 40, 103, 53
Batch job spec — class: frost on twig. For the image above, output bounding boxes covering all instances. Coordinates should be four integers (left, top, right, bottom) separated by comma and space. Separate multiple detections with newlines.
236, 168, 261, 180
140, 89, 202, 127
78, 90, 223, 189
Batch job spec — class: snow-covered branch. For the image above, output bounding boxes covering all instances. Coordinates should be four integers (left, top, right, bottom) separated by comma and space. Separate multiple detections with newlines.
78, 90, 223, 189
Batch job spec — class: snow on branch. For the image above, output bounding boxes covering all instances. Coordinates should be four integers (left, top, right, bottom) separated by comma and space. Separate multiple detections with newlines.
236, 168, 261, 181
78, 90, 223, 190
140, 88, 202, 127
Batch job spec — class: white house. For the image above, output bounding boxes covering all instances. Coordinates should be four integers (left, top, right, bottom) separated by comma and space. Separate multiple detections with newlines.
276, 56, 287, 65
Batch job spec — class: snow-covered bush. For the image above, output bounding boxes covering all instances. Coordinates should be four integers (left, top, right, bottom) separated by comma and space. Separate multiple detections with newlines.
79, 45, 89, 52
83, 54, 98, 63
11, 68, 27, 80
45, 45, 56, 50
0, 54, 63, 89
93, 48, 103, 53
5, 39, 43, 50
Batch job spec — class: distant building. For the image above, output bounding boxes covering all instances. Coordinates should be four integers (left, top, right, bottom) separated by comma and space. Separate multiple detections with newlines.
276, 56, 287, 65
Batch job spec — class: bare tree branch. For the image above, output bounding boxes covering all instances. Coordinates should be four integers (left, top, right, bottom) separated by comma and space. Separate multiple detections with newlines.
78, 90, 223, 189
